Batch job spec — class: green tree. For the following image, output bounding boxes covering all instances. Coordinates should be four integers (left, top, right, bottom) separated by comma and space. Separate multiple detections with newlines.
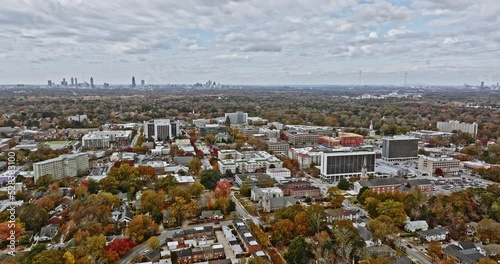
337, 177, 350, 190
17, 203, 48, 231
200, 170, 221, 190
156, 174, 178, 193
285, 236, 315, 264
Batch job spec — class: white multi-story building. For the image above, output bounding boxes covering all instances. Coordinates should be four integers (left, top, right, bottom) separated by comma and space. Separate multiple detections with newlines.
437, 120, 478, 138
266, 168, 291, 183
320, 149, 375, 183
288, 147, 322, 169
33, 153, 89, 183
418, 155, 460, 177
224, 111, 248, 125
143, 119, 181, 141
82, 130, 132, 149
218, 151, 283, 174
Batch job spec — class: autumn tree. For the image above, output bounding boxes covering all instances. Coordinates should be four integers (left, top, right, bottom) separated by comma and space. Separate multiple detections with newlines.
32, 196, 55, 212
428, 241, 443, 262
376, 199, 407, 227
0, 220, 24, 241
271, 219, 295, 245
148, 236, 160, 250
215, 180, 232, 198
332, 220, 364, 264
128, 215, 158, 243
294, 211, 312, 236
140, 190, 166, 215
187, 181, 205, 198
307, 204, 326, 235
138, 165, 157, 181
156, 174, 178, 193
477, 218, 500, 244
477, 258, 497, 264
104, 238, 137, 262
188, 157, 202, 177
73, 234, 107, 264
31, 250, 65, 264
367, 215, 394, 243
17, 203, 48, 231
327, 187, 345, 208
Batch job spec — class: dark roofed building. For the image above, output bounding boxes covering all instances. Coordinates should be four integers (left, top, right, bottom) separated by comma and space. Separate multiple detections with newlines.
444, 243, 485, 264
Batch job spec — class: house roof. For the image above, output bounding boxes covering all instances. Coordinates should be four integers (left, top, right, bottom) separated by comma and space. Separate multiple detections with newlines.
357, 226, 373, 241
201, 210, 222, 218
39, 224, 58, 238
145, 250, 161, 260
265, 196, 298, 209
360, 178, 404, 187
444, 244, 484, 264
416, 227, 449, 237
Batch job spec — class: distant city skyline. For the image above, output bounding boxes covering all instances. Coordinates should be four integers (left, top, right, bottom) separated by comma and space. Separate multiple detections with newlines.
1, 0, 499, 85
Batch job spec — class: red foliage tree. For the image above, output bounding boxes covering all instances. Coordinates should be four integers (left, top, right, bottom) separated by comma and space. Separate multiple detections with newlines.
214, 180, 232, 198
104, 238, 137, 262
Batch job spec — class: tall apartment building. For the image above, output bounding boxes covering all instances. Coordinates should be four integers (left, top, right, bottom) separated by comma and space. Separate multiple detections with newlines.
437, 120, 478, 137
224, 111, 248, 125
143, 119, 181, 141
81, 130, 132, 149
382, 136, 419, 161
418, 155, 460, 177
33, 153, 89, 183
320, 149, 375, 183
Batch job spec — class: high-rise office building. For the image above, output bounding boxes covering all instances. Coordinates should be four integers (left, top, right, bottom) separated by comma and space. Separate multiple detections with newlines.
143, 119, 181, 141
71, 77, 74, 86
480, 81, 484, 89
61, 78, 67, 86
47, 80, 52, 86
382, 136, 419, 161
141, 80, 145, 86
320, 149, 375, 183
437, 120, 478, 138
132, 76, 136, 87
90, 77, 94, 88
75, 78, 78, 87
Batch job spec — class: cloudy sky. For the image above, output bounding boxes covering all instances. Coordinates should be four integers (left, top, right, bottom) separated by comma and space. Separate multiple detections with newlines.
1, 0, 499, 85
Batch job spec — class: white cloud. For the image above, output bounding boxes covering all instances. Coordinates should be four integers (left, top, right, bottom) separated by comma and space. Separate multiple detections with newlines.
387, 27, 411, 37
0, 0, 498, 85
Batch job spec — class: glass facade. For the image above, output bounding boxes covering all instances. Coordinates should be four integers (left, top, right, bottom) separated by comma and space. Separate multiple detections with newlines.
325, 153, 375, 175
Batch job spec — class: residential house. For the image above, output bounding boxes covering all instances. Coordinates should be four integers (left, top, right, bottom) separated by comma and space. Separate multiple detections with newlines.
325, 208, 361, 223
34, 224, 58, 242
417, 227, 449, 242
405, 220, 429, 233
200, 210, 223, 221
172, 244, 225, 263
144, 250, 161, 262
443, 242, 485, 264
233, 220, 263, 253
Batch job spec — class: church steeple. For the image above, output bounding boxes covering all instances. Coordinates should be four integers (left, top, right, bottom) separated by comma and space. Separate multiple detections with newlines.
360, 156, 369, 182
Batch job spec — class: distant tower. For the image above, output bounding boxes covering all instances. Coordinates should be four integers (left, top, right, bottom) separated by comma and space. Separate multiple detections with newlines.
132, 76, 136, 87
141, 80, 145, 86
359, 70, 362, 86
75, 78, 78, 87
480, 81, 484, 89
360, 157, 369, 182
90, 77, 94, 88
404, 72, 407, 87
47, 80, 52, 86
71, 77, 74, 86
369, 120, 376, 137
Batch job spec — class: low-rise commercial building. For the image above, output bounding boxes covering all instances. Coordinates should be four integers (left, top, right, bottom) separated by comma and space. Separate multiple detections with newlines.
418, 155, 460, 177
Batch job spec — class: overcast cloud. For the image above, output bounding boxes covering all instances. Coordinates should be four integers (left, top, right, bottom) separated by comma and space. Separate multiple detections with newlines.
0, 0, 499, 85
